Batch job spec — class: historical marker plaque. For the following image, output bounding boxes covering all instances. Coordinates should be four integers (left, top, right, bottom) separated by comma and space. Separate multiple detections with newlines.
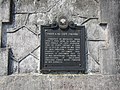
41, 17, 86, 73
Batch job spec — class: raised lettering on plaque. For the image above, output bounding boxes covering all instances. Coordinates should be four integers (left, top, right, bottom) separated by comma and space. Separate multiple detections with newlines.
40, 16, 86, 73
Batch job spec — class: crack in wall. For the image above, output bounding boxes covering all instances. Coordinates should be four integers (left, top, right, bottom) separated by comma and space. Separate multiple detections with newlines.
18, 45, 40, 63
93, 0, 99, 3
81, 17, 98, 25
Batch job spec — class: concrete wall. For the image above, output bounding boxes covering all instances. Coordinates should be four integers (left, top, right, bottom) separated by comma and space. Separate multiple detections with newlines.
0, 0, 120, 90
0, 74, 119, 90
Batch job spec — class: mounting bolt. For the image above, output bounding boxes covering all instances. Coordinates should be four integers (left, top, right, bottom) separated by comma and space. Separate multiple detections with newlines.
60, 18, 66, 24
59, 16, 68, 30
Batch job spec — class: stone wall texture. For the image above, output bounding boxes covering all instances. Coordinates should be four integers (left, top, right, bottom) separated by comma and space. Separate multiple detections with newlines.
0, 0, 120, 90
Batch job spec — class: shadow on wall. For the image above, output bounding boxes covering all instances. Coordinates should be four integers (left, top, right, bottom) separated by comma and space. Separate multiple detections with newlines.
1, 0, 15, 48
8, 48, 14, 75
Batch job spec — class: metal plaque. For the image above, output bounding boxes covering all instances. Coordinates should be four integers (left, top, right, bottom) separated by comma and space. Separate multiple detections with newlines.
40, 17, 86, 73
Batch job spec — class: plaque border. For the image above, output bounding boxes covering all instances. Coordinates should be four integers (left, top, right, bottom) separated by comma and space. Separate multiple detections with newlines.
40, 24, 86, 73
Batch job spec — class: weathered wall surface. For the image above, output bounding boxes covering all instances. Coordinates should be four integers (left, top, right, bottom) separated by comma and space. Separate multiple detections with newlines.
0, 74, 119, 90
3, 0, 106, 74
100, 0, 120, 75
0, 0, 120, 90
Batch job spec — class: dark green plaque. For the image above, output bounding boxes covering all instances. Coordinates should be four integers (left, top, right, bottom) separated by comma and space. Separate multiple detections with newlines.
41, 19, 86, 73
